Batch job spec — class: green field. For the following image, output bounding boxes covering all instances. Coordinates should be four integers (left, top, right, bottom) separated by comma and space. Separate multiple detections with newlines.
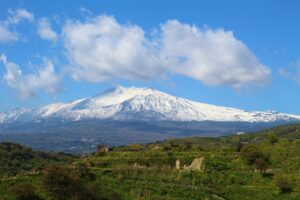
1, 123, 300, 199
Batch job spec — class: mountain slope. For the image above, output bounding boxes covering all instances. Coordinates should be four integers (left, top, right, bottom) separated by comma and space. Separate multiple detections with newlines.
1, 86, 300, 124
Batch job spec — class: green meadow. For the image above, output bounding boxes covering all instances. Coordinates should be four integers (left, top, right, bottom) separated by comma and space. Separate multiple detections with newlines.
1, 123, 300, 200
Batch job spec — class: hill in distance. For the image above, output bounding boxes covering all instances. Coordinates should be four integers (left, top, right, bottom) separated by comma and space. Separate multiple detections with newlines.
1, 86, 300, 153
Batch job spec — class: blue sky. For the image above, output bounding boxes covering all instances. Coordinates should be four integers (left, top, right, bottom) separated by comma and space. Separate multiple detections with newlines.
0, 0, 300, 114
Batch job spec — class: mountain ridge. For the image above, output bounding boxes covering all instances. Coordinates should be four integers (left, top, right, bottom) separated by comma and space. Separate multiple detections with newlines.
1, 86, 300, 124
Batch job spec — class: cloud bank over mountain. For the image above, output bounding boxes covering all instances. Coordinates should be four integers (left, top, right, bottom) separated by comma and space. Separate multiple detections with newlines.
0, 9, 271, 99
63, 15, 271, 89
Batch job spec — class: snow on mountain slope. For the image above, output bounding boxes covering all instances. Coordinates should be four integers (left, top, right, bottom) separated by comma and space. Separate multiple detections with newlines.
1, 86, 300, 123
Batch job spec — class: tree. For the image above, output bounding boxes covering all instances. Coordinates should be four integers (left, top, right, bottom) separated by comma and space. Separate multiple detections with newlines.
240, 144, 270, 175
184, 141, 193, 150
75, 162, 96, 181
235, 141, 244, 152
254, 156, 270, 175
168, 140, 179, 148
163, 145, 171, 151
12, 183, 41, 200
240, 145, 263, 165
268, 132, 279, 145
233, 136, 244, 152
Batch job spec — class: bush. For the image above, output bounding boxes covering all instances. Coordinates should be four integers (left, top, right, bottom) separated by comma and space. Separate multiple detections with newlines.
240, 145, 262, 165
235, 141, 244, 152
163, 145, 171, 151
12, 183, 41, 200
183, 141, 193, 150
168, 140, 179, 148
82, 182, 103, 200
254, 156, 270, 175
108, 191, 124, 200
75, 162, 96, 181
268, 132, 279, 145
42, 164, 119, 200
275, 175, 293, 193
128, 144, 143, 151
240, 144, 270, 175
42, 165, 82, 200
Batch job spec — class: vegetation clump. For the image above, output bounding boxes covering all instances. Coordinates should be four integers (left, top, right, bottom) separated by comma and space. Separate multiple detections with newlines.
11, 183, 41, 200
275, 175, 293, 193
0, 142, 74, 176
268, 132, 279, 145
42, 164, 123, 200
240, 144, 270, 175
127, 144, 143, 151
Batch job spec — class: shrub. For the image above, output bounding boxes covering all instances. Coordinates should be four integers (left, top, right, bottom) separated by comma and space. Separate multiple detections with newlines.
168, 140, 179, 148
240, 145, 264, 165
42, 165, 82, 200
275, 175, 293, 193
108, 191, 124, 200
235, 141, 244, 152
12, 183, 40, 200
240, 144, 270, 175
268, 132, 279, 145
163, 145, 171, 151
128, 144, 143, 151
183, 141, 193, 150
254, 156, 270, 175
42, 164, 113, 200
82, 182, 103, 200
75, 162, 96, 181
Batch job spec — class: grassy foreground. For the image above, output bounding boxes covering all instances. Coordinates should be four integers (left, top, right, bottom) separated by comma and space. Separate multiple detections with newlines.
1, 123, 300, 199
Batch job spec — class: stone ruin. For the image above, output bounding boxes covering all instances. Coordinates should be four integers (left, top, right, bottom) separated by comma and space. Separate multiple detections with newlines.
175, 159, 181, 170
175, 157, 204, 171
133, 162, 146, 169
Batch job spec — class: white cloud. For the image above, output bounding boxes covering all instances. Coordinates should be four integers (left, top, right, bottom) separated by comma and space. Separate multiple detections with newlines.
0, 23, 18, 43
0, 9, 34, 44
0, 55, 61, 99
79, 7, 92, 15
63, 16, 164, 82
159, 20, 271, 89
61, 15, 271, 89
278, 59, 300, 84
38, 18, 58, 42
7, 8, 34, 24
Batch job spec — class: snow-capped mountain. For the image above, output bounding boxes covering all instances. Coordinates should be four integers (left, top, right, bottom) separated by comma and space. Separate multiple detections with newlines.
1, 86, 300, 124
